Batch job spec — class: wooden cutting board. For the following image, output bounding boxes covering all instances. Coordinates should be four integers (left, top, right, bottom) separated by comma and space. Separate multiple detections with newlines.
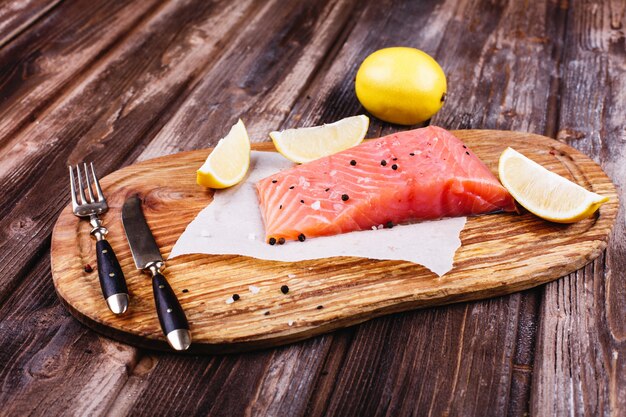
50, 130, 618, 353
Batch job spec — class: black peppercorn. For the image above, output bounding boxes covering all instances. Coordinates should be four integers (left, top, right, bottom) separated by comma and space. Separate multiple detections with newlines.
281, 285, 289, 294
350, 160, 357, 166
341, 194, 349, 201
269, 237, 277, 245
298, 233, 306, 242
233, 294, 240, 301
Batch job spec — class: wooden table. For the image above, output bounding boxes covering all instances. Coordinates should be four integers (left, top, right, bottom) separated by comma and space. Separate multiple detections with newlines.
0, 0, 623, 415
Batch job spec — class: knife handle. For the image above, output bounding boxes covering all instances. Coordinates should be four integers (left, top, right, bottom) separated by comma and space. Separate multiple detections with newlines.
152, 272, 191, 351
96, 239, 129, 314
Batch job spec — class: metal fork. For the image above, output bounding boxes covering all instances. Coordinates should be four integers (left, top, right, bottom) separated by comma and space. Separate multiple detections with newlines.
69, 163, 129, 314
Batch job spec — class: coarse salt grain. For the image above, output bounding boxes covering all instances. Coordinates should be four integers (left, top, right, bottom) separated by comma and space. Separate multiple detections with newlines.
288, 273, 296, 278
249, 285, 260, 294
200, 229, 211, 237
378, 224, 384, 229
288, 320, 294, 326
311, 201, 321, 210
329, 170, 337, 176
371, 226, 377, 230
225, 297, 234, 304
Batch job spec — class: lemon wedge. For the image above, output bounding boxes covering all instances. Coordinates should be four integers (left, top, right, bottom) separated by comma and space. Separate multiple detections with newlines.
498, 147, 608, 223
197, 119, 250, 188
270, 115, 369, 163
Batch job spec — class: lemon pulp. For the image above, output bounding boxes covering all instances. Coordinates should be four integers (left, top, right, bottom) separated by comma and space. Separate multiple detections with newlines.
197, 119, 251, 188
498, 147, 608, 223
270, 115, 369, 163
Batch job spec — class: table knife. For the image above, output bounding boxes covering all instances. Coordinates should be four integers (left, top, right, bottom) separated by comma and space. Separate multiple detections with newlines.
121, 195, 191, 351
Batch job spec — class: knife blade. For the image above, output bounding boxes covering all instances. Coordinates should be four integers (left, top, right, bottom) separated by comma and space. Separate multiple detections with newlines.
121, 195, 191, 351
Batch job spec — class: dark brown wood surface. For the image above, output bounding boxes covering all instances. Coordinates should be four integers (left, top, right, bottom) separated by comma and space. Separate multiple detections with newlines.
0, 0, 624, 415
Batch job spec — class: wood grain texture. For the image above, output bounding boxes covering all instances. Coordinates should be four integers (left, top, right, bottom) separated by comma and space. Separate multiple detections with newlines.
0, 253, 139, 417
0, 0, 61, 48
531, 0, 626, 415
50, 131, 618, 353
0, 0, 260, 302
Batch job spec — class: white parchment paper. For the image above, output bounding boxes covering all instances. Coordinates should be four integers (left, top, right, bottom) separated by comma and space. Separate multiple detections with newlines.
169, 151, 466, 276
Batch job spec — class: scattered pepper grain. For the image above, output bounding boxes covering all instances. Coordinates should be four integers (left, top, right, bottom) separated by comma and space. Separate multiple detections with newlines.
280, 285, 289, 294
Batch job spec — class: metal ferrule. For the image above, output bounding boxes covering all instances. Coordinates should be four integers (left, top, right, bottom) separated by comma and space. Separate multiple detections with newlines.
146, 261, 165, 276
89, 215, 108, 241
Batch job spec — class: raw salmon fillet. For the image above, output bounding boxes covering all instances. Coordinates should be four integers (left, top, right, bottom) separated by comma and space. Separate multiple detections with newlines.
256, 126, 516, 242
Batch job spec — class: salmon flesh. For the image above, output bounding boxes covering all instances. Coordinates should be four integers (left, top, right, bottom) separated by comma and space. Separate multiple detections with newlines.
256, 126, 516, 242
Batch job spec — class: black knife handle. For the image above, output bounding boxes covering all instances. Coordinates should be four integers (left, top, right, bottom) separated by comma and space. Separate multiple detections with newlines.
152, 272, 190, 349
96, 239, 129, 309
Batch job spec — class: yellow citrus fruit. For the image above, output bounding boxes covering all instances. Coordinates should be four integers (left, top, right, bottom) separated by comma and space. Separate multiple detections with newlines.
498, 147, 608, 223
355, 47, 447, 125
270, 115, 369, 163
197, 119, 250, 188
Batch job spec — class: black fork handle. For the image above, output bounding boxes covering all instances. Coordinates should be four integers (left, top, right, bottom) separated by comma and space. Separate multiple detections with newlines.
96, 239, 129, 313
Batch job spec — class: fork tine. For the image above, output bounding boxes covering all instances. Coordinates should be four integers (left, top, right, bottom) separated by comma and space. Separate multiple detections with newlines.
90, 162, 105, 202
83, 162, 95, 202
68, 166, 79, 209
75, 164, 88, 205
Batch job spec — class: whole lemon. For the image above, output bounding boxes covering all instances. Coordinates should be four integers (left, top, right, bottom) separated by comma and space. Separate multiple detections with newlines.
355, 47, 447, 125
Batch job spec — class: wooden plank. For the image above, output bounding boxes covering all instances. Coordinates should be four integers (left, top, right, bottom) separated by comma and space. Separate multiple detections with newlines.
0, 253, 139, 416
136, 0, 360, 160
0, 0, 61, 48
531, 0, 626, 415
0, 0, 162, 150
50, 133, 617, 352
0, 0, 260, 302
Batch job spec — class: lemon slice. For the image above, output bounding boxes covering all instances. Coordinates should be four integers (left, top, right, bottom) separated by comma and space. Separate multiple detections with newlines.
197, 119, 250, 188
498, 147, 608, 223
270, 115, 369, 163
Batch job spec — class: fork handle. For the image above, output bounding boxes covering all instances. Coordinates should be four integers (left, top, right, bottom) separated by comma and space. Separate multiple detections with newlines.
96, 239, 129, 314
